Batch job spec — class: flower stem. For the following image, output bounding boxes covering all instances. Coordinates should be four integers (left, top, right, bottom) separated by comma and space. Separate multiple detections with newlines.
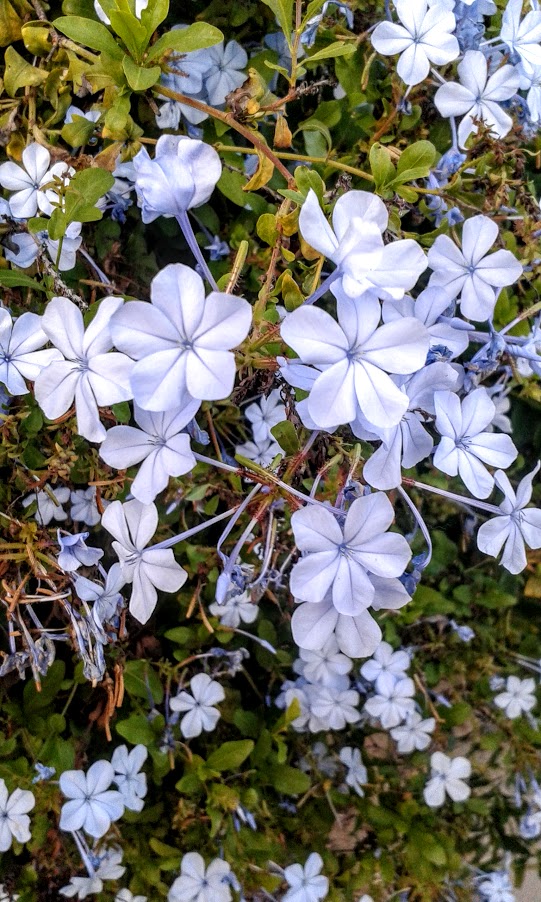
176, 211, 219, 291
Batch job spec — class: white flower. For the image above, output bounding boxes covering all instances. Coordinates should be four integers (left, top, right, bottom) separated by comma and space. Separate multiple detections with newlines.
205, 41, 248, 106
168, 853, 232, 902
282, 294, 429, 429
434, 50, 520, 147
6, 223, 83, 272
494, 676, 537, 719
518, 62, 541, 122
22, 484, 70, 525
76, 565, 124, 631
209, 590, 258, 627
245, 388, 286, 443
371, 0, 459, 86
283, 852, 329, 902
427, 215, 522, 322
360, 641, 411, 691
59, 760, 124, 838
99, 400, 198, 504
339, 747, 368, 797
290, 493, 411, 614
60, 848, 125, 899
0, 885, 19, 902
297, 636, 352, 687
57, 531, 103, 572
110, 264, 251, 412
133, 135, 222, 223
390, 712, 436, 753
292, 575, 410, 659
433, 388, 518, 498
111, 744, 148, 812
477, 464, 541, 573
382, 288, 471, 359
307, 683, 361, 731
0, 309, 61, 396
477, 870, 515, 902
363, 673, 416, 728
235, 437, 281, 466
0, 779, 35, 851
34, 296, 134, 443
0, 143, 72, 218
169, 673, 225, 739
115, 891, 147, 902
361, 362, 461, 491
70, 487, 102, 526
501, 0, 541, 68
298, 189, 427, 301
101, 499, 187, 624
423, 752, 471, 807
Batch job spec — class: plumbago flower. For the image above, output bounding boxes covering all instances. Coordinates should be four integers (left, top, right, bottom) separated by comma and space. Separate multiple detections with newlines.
101, 499, 187, 623
99, 399, 199, 504
169, 673, 225, 739
22, 484, 70, 525
434, 50, 520, 147
133, 135, 222, 222
382, 288, 471, 360
33, 296, 134, 443
371, 0, 459, 86
290, 496, 411, 657
59, 761, 124, 838
339, 746, 368, 797
0, 779, 35, 851
110, 264, 251, 412
0, 142, 72, 218
204, 40, 248, 106
423, 752, 471, 807
360, 362, 461, 491
494, 676, 537, 719
477, 465, 541, 573
0, 309, 61, 395
298, 189, 427, 301
433, 388, 518, 498
60, 848, 126, 899
363, 672, 416, 729
290, 495, 411, 613
244, 388, 286, 443
281, 294, 429, 429
282, 852, 329, 902
168, 852, 233, 902
390, 712, 436, 753
360, 641, 411, 691
427, 215, 522, 322
500, 0, 541, 68
111, 744, 147, 812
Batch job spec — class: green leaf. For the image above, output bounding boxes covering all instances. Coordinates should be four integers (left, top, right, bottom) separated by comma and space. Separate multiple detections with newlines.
260, 0, 293, 44
146, 22, 223, 62
271, 419, 300, 453
294, 165, 325, 202
164, 626, 192, 644
295, 119, 332, 153
206, 740, 254, 772
0, 0, 22, 47
257, 213, 279, 246
54, 15, 123, 59
305, 42, 356, 64
4, 46, 48, 96
390, 140, 437, 186
122, 54, 161, 90
123, 660, 164, 705
55, 167, 115, 236
270, 764, 310, 795
369, 142, 396, 194
116, 714, 155, 746
0, 270, 46, 291
23, 661, 66, 714
139, 0, 169, 38
109, 9, 147, 61
61, 114, 99, 149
